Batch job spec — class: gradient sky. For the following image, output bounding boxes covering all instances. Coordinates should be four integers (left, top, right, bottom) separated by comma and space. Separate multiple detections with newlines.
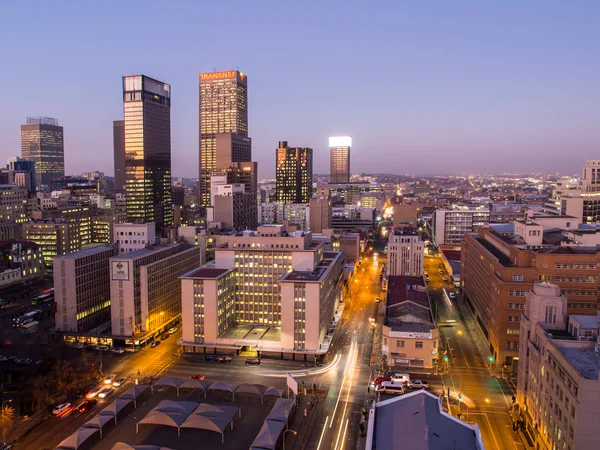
1, 1, 598, 178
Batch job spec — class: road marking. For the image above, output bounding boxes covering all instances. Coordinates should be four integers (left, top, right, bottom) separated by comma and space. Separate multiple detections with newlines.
337, 418, 349, 450
468, 412, 501, 450
493, 377, 511, 408
316, 416, 329, 450
330, 342, 356, 428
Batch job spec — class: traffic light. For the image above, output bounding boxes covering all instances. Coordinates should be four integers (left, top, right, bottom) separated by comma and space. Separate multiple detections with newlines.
444, 356, 449, 362
488, 356, 494, 362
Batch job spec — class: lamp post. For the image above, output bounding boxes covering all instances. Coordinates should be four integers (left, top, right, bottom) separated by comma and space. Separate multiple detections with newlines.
283, 429, 297, 450
2, 399, 13, 444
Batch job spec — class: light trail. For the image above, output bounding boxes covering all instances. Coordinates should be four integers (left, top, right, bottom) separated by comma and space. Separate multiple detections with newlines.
330, 342, 356, 427
316, 416, 329, 450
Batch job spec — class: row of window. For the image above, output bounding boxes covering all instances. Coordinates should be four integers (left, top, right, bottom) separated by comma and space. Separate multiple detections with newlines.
554, 263, 596, 270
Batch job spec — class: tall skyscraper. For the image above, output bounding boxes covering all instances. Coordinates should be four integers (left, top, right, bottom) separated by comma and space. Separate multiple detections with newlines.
122, 75, 173, 232
113, 120, 126, 192
198, 70, 249, 207
20, 117, 64, 191
329, 135, 351, 183
276, 141, 313, 203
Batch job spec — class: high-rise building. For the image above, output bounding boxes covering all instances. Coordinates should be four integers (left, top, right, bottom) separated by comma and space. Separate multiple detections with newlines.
309, 197, 332, 233
20, 117, 64, 191
432, 207, 490, 246
276, 141, 313, 204
123, 75, 173, 232
7, 157, 36, 194
113, 120, 126, 192
210, 184, 257, 231
329, 136, 351, 183
387, 229, 424, 277
198, 70, 249, 207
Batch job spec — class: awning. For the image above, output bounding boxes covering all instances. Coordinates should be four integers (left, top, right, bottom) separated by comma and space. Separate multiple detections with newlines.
55, 427, 99, 450
249, 419, 286, 450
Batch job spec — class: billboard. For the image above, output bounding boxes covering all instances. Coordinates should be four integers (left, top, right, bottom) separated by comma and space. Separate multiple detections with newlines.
199, 71, 246, 82
112, 261, 130, 280
286, 373, 299, 396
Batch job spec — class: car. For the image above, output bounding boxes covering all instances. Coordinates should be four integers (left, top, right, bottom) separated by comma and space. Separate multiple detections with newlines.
190, 373, 205, 380
369, 315, 376, 323
376, 381, 405, 395
218, 356, 232, 363
104, 374, 116, 384
97, 345, 109, 351
204, 355, 217, 362
52, 403, 72, 415
373, 376, 391, 386
160, 334, 170, 340
245, 358, 261, 365
112, 377, 127, 387
76, 399, 97, 413
150, 341, 161, 348
375, 297, 380, 303
98, 388, 114, 399
408, 380, 429, 389
391, 373, 410, 384
168, 327, 178, 334
85, 387, 101, 399
448, 292, 456, 300
17, 358, 32, 365
111, 347, 125, 354
72, 343, 84, 349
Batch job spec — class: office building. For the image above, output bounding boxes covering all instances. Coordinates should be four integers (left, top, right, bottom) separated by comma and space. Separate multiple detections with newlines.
309, 197, 332, 233
32, 206, 92, 247
113, 120, 126, 192
210, 162, 258, 207
210, 184, 257, 231
315, 182, 383, 206
258, 202, 310, 230
54, 244, 118, 333
180, 225, 345, 357
198, 70, 249, 207
123, 75, 173, 232
517, 282, 600, 450
331, 205, 375, 231
393, 203, 421, 229
92, 212, 125, 244
329, 136, 351, 183
329, 231, 361, 263
20, 117, 64, 191
366, 390, 484, 450
7, 157, 36, 194
0, 240, 44, 288
461, 226, 599, 369
387, 229, 424, 277
114, 222, 156, 254
23, 221, 79, 271
432, 207, 490, 246
109, 243, 200, 337
382, 276, 439, 369
0, 184, 28, 225
276, 141, 313, 204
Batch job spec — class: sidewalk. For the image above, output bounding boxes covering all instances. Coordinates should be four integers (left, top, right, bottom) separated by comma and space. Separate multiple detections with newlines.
7, 410, 48, 444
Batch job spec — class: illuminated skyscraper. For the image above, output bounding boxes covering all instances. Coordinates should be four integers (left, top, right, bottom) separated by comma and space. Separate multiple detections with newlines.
20, 117, 64, 191
122, 75, 173, 232
198, 70, 249, 207
276, 141, 313, 203
113, 120, 126, 192
329, 135, 351, 183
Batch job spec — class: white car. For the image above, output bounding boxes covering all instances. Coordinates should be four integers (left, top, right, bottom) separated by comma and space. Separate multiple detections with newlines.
72, 343, 84, 349
168, 327, 178, 334
104, 374, 117, 384
391, 373, 410, 384
98, 388, 114, 399
113, 377, 127, 387
111, 347, 125, 354
448, 292, 457, 300
52, 403, 71, 415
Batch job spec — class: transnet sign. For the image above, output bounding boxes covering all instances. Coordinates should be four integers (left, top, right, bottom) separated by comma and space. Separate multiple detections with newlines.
199, 71, 244, 81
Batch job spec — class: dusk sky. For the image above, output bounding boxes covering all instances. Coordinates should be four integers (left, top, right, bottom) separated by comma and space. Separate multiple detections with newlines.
1, 1, 598, 178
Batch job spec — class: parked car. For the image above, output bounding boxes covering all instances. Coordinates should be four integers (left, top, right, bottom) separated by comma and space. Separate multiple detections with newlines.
150, 341, 161, 348
375, 297, 380, 303
168, 327, 178, 334
97, 345, 109, 351
190, 373, 205, 380
72, 343, 84, 349
245, 358, 261, 365
204, 355, 217, 362
111, 347, 125, 354
85, 387, 101, 399
408, 380, 429, 389
76, 399, 97, 413
52, 403, 72, 415
448, 291, 456, 300
373, 376, 391, 386
391, 373, 410, 384
160, 334, 170, 340
218, 356, 232, 363
98, 388, 114, 399
376, 381, 405, 395
104, 374, 117, 385
113, 377, 127, 387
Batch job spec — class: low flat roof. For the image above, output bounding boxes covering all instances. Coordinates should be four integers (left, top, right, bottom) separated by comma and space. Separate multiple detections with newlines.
57, 244, 115, 259
569, 315, 598, 329
557, 346, 600, 380
181, 267, 233, 279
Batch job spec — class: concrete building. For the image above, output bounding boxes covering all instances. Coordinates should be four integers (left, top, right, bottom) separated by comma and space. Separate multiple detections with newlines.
0, 184, 28, 225
0, 240, 44, 288
110, 243, 200, 338
387, 229, 424, 277
92, 212, 125, 244
210, 184, 257, 231
393, 203, 421, 229
7, 157, 36, 194
329, 232, 361, 263
309, 197, 332, 233
114, 223, 156, 254
382, 276, 439, 369
461, 226, 599, 369
23, 221, 81, 272
329, 136, 351, 183
331, 205, 375, 231
366, 390, 484, 450
517, 282, 600, 450
113, 120, 125, 192
54, 244, 118, 333
433, 207, 491, 246
180, 225, 345, 358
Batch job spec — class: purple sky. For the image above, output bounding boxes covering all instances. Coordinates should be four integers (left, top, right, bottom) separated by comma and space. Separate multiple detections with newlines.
1, 2, 598, 178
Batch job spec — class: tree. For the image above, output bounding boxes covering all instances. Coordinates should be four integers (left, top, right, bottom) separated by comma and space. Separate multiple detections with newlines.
32, 375, 54, 413
0, 404, 15, 443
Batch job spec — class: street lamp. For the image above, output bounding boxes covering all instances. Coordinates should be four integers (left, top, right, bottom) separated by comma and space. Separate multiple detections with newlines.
283, 429, 297, 450
2, 399, 13, 444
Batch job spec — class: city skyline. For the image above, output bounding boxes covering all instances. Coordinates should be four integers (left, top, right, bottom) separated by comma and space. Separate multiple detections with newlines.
1, 2, 598, 178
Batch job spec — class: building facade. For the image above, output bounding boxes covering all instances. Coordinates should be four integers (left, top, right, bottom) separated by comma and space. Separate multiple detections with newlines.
198, 70, 249, 207
114, 222, 156, 254
123, 75, 173, 232
211, 184, 257, 231
113, 120, 126, 192
329, 136, 351, 183
0, 184, 28, 225
387, 229, 424, 277
309, 197, 332, 233
433, 207, 490, 246
276, 141, 313, 204
7, 157, 37, 194
0, 240, 44, 287
54, 244, 118, 333
20, 117, 64, 191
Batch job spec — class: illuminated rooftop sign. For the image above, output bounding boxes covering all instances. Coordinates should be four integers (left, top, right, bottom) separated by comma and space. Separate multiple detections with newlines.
329, 136, 352, 147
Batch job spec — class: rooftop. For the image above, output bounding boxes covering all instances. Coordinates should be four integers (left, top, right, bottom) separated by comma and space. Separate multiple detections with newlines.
386, 276, 430, 310
55, 243, 116, 259
569, 314, 599, 329
474, 236, 514, 267
113, 243, 191, 260
557, 346, 600, 380
181, 266, 234, 280
535, 246, 597, 255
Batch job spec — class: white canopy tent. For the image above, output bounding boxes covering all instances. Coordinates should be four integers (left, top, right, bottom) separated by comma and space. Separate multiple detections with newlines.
55, 427, 99, 450
99, 398, 134, 425
235, 383, 266, 403
119, 384, 150, 407
263, 387, 284, 399
180, 403, 240, 444
266, 398, 294, 423
179, 378, 213, 397
151, 376, 185, 395
111, 444, 174, 450
81, 413, 114, 438
207, 381, 238, 400
249, 419, 287, 450
136, 400, 198, 437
